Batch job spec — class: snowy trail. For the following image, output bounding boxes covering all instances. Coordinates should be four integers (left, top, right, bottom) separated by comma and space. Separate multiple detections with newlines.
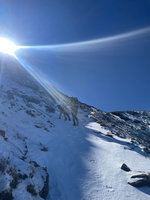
29, 113, 150, 200
46, 117, 93, 200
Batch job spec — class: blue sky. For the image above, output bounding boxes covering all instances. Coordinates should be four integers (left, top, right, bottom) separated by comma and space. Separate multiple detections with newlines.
0, 0, 150, 111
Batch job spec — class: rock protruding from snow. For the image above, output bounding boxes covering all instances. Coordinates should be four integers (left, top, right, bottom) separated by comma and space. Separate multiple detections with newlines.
128, 173, 150, 187
121, 163, 131, 172
0, 188, 13, 200
0, 156, 49, 200
39, 170, 49, 199
89, 110, 150, 153
0, 130, 5, 139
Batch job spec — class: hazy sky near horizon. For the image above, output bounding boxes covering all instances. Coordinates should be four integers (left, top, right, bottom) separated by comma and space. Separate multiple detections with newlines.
0, 0, 150, 111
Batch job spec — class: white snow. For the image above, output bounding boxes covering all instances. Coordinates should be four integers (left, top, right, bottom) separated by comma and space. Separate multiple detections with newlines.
0, 72, 149, 200
28, 113, 150, 200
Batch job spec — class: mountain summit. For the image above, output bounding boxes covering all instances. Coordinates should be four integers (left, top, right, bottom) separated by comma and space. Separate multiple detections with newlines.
0, 55, 149, 200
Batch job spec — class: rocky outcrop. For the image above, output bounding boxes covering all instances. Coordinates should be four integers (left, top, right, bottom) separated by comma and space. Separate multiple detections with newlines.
128, 173, 150, 187
39, 170, 49, 199
120, 162, 150, 188
0, 130, 6, 139
121, 163, 131, 172
0, 156, 49, 200
0, 189, 13, 200
26, 184, 37, 196
89, 110, 150, 153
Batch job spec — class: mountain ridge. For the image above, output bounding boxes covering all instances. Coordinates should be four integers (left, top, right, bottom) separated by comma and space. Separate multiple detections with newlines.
0, 55, 149, 199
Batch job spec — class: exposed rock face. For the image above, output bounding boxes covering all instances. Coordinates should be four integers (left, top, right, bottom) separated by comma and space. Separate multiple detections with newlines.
0, 129, 5, 137
143, 147, 150, 154
26, 184, 37, 196
0, 157, 49, 200
128, 173, 150, 187
0, 189, 13, 200
89, 110, 150, 153
0, 55, 57, 199
39, 171, 49, 199
121, 163, 131, 172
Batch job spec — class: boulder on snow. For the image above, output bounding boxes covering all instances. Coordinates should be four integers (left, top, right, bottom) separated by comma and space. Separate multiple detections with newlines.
0, 130, 5, 138
7, 167, 28, 189
0, 158, 9, 173
121, 163, 131, 172
39, 171, 49, 199
41, 146, 48, 152
128, 173, 150, 187
143, 147, 150, 154
26, 184, 37, 196
106, 133, 113, 138
0, 189, 13, 200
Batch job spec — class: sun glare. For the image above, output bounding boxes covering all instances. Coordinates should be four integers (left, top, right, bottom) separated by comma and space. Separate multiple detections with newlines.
0, 37, 18, 55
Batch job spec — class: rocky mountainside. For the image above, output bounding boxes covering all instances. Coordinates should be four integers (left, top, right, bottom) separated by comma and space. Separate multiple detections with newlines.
0, 55, 58, 199
0, 54, 149, 200
89, 109, 150, 153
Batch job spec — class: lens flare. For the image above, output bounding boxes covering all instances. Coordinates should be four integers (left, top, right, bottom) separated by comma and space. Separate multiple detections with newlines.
0, 37, 18, 55
19, 26, 150, 51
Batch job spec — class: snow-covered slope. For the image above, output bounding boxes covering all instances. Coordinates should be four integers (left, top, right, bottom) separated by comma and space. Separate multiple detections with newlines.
0, 55, 149, 200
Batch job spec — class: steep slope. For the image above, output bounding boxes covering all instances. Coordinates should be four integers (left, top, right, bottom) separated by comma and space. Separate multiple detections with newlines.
0, 54, 149, 200
89, 109, 150, 153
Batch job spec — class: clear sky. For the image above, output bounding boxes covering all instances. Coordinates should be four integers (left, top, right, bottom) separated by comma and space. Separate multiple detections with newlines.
0, 0, 150, 111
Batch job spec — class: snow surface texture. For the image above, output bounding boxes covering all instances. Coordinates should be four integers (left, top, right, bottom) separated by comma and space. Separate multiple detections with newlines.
0, 55, 149, 200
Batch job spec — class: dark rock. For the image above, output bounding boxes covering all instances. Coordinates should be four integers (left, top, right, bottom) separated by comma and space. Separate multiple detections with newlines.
0, 158, 9, 173
131, 174, 150, 179
29, 161, 40, 168
128, 173, 150, 187
26, 110, 35, 117
10, 178, 18, 189
26, 184, 37, 196
41, 146, 48, 152
29, 167, 35, 178
106, 133, 113, 138
0, 189, 13, 200
7, 168, 18, 189
121, 163, 131, 172
0, 130, 5, 138
20, 156, 27, 161
18, 173, 28, 180
35, 125, 42, 128
143, 147, 150, 154
7, 167, 28, 189
4, 137, 8, 141
140, 125, 146, 131
133, 119, 141, 124
44, 127, 49, 132
111, 112, 130, 121
39, 172, 49, 199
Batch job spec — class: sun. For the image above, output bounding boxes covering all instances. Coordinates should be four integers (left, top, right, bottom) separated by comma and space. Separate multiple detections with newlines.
0, 37, 18, 55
